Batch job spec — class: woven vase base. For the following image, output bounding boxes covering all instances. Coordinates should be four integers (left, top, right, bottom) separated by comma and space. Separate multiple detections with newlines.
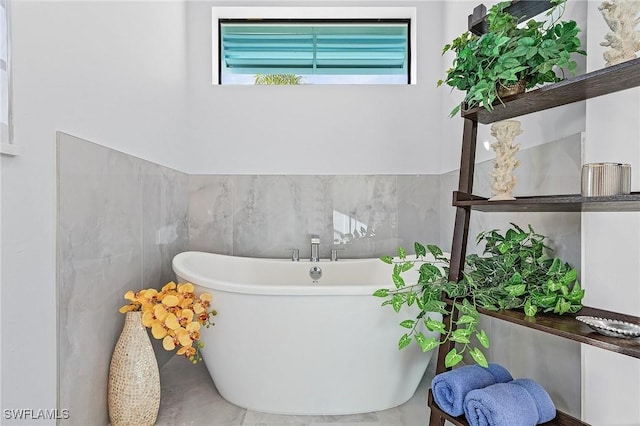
108, 311, 160, 426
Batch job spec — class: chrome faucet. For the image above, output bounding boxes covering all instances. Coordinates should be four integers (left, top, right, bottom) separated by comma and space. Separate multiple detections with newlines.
310, 234, 320, 262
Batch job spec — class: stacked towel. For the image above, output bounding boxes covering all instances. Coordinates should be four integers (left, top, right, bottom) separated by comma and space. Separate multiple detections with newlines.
463, 378, 556, 426
431, 363, 513, 416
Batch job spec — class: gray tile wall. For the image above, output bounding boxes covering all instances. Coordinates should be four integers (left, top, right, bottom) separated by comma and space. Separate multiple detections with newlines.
56, 131, 582, 423
188, 174, 441, 260
57, 133, 188, 425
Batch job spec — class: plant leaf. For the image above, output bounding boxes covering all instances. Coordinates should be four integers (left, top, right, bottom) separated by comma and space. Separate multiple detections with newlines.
450, 329, 471, 344
415, 333, 440, 352
420, 263, 442, 281
469, 347, 489, 368
397, 246, 407, 260
391, 294, 404, 313
399, 319, 415, 329
372, 288, 389, 298
546, 279, 562, 292
406, 291, 416, 306
457, 314, 478, 325
400, 261, 414, 273
504, 284, 526, 297
508, 272, 523, 286
524, 298, 538, 317
427, 245, 444, 259
445, 348, 464, 368
561, 268, 577, 284
392, 273, 405, 289
380, 255, 393, 264
554, 298, 571, 315
476, 329, 490, 348
425, 317, 446, 333
398, 334, 411, 350
548, 258, 562, 275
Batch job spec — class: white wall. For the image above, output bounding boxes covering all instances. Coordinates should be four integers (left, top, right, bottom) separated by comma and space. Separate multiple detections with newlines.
185, 1, 445, 175
1, 1, 187, 420
4, 0, 636, 422
582, 1, 640, 424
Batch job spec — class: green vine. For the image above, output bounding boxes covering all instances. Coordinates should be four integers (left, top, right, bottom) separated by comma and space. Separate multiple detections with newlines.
438, 0, 586, 117
374, 223, 584, 368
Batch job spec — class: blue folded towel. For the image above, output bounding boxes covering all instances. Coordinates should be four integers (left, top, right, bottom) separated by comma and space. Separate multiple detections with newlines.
463, 378, 556, 426
431, 363, 513, 417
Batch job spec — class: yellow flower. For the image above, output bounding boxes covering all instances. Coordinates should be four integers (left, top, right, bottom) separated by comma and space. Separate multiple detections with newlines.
162, 294, 180, 308
186, 321, 201, 341
180, 297, 194, 309
176, 328, 193, 347
153, 304, 169, 321
193, 293, 212, 314
151, 322, 168, 339
161, 281, 177, 293
177, 283, 195, 294
142, 311, 155, 327
118, 304, 139, 314
163, 334, 177, 351
178, 309, 194, 327
165, 313, 180, 330
138, 289, 158, 309
177, 345, 196, 357
119, 281, 216, 364
124, 290, 137, 302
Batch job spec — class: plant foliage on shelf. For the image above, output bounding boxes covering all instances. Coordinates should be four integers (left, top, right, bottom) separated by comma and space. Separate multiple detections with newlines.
373, 223, 584, 368
438, 0, 586, 117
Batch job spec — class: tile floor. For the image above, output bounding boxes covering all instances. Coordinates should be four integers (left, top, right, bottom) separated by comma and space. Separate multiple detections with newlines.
155, 354, 442, 426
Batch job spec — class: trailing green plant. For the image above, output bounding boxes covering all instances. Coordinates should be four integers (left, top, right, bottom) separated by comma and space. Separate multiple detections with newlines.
373, 223, 584, 368
438, 0, 586, 117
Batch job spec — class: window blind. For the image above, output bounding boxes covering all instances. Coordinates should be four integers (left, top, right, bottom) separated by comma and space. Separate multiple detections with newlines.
220, 21, 409, 76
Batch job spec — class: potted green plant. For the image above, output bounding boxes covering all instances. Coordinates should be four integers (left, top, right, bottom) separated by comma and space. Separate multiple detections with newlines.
374, 224, 584, 368
438, 0, 586, 117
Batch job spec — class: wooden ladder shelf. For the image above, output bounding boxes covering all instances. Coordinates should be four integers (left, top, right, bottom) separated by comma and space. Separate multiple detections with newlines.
427, 2, 640, 425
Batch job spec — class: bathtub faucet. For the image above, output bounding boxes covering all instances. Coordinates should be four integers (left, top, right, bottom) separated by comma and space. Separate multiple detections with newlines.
310, 234, 320, 262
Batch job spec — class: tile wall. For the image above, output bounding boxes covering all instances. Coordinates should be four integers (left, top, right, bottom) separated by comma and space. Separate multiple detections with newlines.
56, 131, 582, 423
57, 133, 189, 424
187, 174, 441, 260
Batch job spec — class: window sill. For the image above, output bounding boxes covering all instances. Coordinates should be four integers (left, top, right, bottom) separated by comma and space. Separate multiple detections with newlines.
1, 142, 19, 156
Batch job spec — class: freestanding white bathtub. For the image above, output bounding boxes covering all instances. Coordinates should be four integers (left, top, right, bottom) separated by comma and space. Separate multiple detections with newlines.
172, 251, 442, 415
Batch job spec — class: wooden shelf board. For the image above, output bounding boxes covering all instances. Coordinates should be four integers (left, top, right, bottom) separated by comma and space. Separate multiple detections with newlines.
461, 57, 640, 124
428, 390, 589, 426
469, 1, 554, 35
440, 297, 640, 359
453, 191, 640, 212
478, 306, 640, 359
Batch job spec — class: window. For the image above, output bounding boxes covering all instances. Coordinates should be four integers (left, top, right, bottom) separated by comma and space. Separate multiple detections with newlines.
212, 7, 417, 85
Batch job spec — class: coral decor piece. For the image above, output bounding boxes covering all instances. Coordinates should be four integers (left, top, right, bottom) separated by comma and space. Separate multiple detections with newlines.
489, 120, 522, 201
598, 0, 640, 66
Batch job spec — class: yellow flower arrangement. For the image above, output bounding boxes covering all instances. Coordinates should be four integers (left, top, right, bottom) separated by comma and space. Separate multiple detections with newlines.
119, 282, 217, 364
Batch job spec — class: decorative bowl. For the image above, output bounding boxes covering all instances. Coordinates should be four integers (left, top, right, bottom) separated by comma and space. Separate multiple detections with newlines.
576, 316, 640, 339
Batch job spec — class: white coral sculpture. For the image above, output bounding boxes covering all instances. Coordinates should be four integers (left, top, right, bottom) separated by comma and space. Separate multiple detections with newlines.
489, 120, 522, 201
598, 0, 640, 66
